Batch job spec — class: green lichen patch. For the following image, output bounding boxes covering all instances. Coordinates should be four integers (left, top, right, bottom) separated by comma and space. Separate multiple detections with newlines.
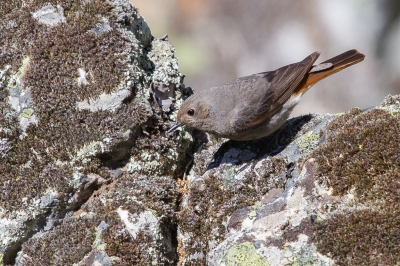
312, 107, 400, 264
222, 242, 270, 266
19, 108, 34, 119
179, 157, 286, 264
299, 130, 320, 154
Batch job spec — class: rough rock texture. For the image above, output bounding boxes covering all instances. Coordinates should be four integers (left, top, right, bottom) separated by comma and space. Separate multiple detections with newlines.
178, 95, 400, 266
0, 1, 399, 266
0, 1, 192, 265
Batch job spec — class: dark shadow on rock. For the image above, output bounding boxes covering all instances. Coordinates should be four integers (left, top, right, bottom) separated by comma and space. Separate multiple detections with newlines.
207, 114, 314, 170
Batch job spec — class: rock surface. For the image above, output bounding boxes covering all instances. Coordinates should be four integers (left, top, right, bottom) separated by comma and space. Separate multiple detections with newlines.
0, 0, 191, 265
0, 1, 399, 266
178, 96, 400, 266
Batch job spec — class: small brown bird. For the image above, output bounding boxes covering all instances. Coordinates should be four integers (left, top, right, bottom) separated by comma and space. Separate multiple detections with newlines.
168, 50, 365, 141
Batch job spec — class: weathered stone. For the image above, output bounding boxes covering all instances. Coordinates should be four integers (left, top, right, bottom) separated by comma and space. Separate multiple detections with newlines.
178, 96, 400, 265
0, 0, 191, 265
1, 0, 399, 265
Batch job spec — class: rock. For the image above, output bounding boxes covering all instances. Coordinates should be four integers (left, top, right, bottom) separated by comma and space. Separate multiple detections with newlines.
0, 0, 399, 265
0, 0, 191, 265
178, 95, 400, 265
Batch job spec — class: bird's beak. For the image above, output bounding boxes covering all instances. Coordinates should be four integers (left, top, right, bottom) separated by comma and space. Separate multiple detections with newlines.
167, 122, 183, 133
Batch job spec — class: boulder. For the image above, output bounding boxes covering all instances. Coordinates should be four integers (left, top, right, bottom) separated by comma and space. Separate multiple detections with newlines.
0, 1, 398, 265
0, 0, 191, 265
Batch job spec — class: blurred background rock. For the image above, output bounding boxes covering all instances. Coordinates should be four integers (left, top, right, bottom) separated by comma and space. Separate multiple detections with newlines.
131, 0, 400, 116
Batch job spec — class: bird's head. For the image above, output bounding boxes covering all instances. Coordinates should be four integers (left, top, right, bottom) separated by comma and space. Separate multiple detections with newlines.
168, 93, 211, 133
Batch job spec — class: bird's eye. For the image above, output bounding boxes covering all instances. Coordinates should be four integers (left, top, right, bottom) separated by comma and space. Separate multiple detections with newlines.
187, 109, 195, 116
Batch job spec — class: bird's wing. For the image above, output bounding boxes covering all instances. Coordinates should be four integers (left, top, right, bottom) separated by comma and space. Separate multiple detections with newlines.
230, 52, 320, 131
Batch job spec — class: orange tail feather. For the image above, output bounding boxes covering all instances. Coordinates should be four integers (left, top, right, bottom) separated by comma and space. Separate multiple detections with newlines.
295, 49, 365, 95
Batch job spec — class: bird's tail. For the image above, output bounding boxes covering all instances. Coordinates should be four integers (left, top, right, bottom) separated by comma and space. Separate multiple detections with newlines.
295, 49, 365, 94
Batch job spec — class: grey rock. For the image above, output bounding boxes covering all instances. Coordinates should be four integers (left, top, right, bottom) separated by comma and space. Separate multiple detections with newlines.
1, 0, 398, 265
32, 5, 66, 26
178, 96, 400, 265
0, 0, 190, 265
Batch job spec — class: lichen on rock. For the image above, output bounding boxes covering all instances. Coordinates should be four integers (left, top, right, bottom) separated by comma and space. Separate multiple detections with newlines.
177, 96, 400, 265
312, 99, 400, 265
1, 0, 398, 265
0, 0, 190, 264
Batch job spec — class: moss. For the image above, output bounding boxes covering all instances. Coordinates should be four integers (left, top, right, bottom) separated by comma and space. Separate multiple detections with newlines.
0, 1, 197, 266
0, 0, 137, 212
102, 214, 155, 266
0, 1, 189, 264
0, 2, 22, 18
17, 171, 179, 265
312, 108, 400, 264
179, 157, 286, 264
0, 0, 173, 213
78, 173, 179, 264
20, 215, 98, 266
313, 108, 399, 198
316, 207, 399, 265
0, 156, 73, 211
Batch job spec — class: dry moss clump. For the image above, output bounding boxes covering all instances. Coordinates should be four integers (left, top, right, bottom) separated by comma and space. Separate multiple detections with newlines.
179, 157, 286, 264
313, 108, 400, 265
21, 216, 98, 266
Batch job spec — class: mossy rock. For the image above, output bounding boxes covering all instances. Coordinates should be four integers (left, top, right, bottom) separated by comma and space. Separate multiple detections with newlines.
0, 0, 191, 265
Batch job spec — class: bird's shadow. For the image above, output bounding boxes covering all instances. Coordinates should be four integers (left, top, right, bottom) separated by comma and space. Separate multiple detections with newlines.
205, 114, 313, 171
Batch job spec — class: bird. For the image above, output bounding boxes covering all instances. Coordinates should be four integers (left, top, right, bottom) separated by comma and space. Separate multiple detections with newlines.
168, 50, 365, 141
